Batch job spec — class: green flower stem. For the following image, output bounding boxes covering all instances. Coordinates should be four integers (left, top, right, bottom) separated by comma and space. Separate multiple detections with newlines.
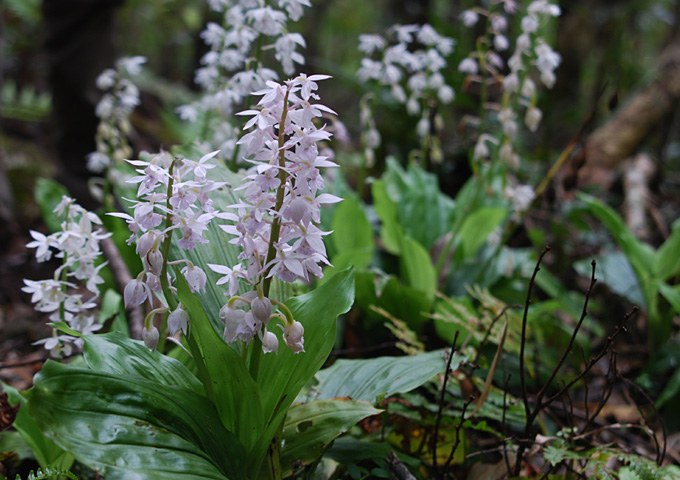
160, 160, 178, 310
261, 87, 291, 300
158, 159, 213, 401
251, 87, 292, 480
157, 160, 179, 356
249, 86, 291, 385
270, 299, 294, 325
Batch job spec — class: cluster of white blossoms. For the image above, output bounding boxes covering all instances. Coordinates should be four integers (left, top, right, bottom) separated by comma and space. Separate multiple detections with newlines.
22, 197, 110, 357
503, 183, 535, 220
208, 74, 339, 354
177, 0, 312, 161
87, 56, 146, 174
460, 1, 561, 168
110, 150, 226, 346
357, 24, 455, 144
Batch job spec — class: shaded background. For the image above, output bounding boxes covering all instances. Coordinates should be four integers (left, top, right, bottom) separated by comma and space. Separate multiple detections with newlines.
1, 0, 679, 420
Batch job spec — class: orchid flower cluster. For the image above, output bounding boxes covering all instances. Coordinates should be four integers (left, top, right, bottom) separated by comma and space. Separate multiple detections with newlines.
459, 1, 561, 169
110, 150, 225, 348
87, 56, 146, 174
177, 0, 312, 161
357, 23, 455, 157
208, 73, 339, 355
22, 197, 110, 357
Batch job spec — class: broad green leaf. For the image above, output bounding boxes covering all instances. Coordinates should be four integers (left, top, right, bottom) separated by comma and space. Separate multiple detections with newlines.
1, 381, 73, 471
455, 206, 507, 261
372, 179, 403, 255
654, 218, 680, 280
252, 268, 355, 472
82, 333, 204, 395
27, 361, 245, 479
577, 193, 655, 281
280, 399, 381, 473
176, 274, 264, 456
399, 235, 436, 304
382, 158, 456, 251
313, 350, 461, 404
331, 197, 374, 254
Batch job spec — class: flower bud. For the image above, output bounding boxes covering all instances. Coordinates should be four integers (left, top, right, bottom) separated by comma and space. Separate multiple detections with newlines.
220, 304, 245, 343
145, 248, 164, 275
168, 305, 189, 335
251, 296, 272, 324
261, 329, 279, 354
124, 279, 150, 307
182, 265, 207, 293
289, 198, 308, 225
282, 320, 305, 353
143, 326, 160, 350
525, 107, 542, 132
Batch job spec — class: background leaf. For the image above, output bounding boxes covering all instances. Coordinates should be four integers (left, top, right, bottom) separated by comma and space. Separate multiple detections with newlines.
311, 349, 463, 404
577, 193, 655, 280
372, 179, 403, 255
381, 158, 455, 251
455, 206, 507, 261
280, 399, 381, 473
399, 235, 436, 304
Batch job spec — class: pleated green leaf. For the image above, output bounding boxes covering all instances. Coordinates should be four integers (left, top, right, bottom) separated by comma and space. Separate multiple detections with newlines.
280, 399, 381, 473
313, 349, 462, 404
82, 332, 204, 395
27, 361, 246, 480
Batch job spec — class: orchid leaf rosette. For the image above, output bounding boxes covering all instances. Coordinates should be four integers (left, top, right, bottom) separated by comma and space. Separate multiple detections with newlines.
209, 73, 340, 355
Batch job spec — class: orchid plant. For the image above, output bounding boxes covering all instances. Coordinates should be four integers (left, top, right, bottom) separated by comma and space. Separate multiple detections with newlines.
10, 1, 584, 479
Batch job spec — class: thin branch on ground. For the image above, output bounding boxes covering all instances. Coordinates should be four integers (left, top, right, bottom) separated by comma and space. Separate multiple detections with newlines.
432, 330, 460, 476
387, 451, 417, 480
619, 375, 667, 465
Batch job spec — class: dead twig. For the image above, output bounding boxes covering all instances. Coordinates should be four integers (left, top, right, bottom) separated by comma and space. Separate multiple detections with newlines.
432, 330, 460, 475
387, 451, 417, 480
